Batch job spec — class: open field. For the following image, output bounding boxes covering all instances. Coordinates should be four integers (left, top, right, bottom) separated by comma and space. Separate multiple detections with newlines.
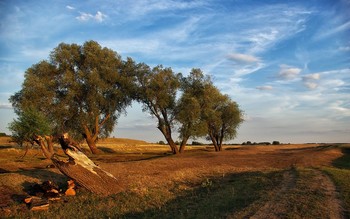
0, 137, 349, 218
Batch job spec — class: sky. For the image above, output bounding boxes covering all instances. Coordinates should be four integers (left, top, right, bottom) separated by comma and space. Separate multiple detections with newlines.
0, 0, 349, 144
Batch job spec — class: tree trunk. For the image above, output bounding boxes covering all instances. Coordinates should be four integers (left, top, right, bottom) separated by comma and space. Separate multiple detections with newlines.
166, 136, 179, 154
208, 132, 220, 152
45, 135, 54, 155
85, 135, 100, 154
51, 134, 123, 196
158, 125, 179, 154
33, 135, 54, 159
179, 136, 189, 153
82, 114, 110, 154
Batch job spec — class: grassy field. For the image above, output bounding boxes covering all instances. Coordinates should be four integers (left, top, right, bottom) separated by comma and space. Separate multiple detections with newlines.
0, 137, 349, 218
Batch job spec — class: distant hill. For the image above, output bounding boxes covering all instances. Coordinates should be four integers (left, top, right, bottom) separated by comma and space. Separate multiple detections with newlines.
0, 136, 149, 147
98, 137, 149, 145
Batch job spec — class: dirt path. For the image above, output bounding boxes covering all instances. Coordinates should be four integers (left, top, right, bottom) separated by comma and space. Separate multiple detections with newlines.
249, 169, 297, 219
233, 168, 344, 219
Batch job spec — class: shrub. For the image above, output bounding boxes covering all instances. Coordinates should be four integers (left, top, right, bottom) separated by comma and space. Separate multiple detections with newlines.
192, 141, 203, 145
272, 141, 280, 145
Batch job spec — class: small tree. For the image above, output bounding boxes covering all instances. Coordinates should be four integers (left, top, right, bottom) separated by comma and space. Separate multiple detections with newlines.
272, 141, 280, 145
8, 108, 54, 159
176, 69, 209, 153
202, 86, 244, 151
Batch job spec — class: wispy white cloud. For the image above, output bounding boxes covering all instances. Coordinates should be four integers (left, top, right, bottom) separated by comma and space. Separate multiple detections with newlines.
256, 85, 273, 91
66, 5, 75, 10
315, 20, 350, 40
339, 46, 350, 51
302, 73, 320, 89
122, 0, 207, 17
302, 73, 320, 80
0, 103, 13, 109
76, 11, 107, 22
227, 53, 260, 63
278, 65, 302, 80
329, 101, 350, 117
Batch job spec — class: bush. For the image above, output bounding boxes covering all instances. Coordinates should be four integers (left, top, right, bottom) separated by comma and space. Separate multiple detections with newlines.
0, 133, 7, 137
272, 141, 280, 145
158, 140, 166, 145
192, 141, 203, 145
259, 142, 271, 145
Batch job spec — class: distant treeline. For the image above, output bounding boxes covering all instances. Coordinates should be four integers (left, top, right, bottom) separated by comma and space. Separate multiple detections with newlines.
242, 141, 280, 145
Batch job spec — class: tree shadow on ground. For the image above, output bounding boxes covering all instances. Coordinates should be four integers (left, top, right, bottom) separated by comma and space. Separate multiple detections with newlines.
2, 169, 67, 205
121, 170, 284, 219
0, 146, 13, 149
332, 147, 350, 169
98, 147, 116, 154
94, 153, 172, 163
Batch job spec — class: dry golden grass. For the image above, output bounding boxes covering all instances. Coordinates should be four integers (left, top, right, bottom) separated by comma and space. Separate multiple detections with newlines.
0, 137, 349, 218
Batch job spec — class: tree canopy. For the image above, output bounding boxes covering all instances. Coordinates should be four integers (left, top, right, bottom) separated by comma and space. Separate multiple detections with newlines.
10, 41, 134, 154
10, 40, 244, 155
8, 107, 52, 147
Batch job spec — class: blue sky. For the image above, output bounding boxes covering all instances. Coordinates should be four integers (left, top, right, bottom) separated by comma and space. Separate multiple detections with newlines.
0, 0, 349, 143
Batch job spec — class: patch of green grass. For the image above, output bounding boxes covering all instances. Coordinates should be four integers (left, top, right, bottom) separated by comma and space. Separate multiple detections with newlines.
332, 147, 350, 169
324, 145, 350, 217
323, 167, 350, 217
123, 171, 284, 218
8, 171, 283, 218
281, 168, 332, 218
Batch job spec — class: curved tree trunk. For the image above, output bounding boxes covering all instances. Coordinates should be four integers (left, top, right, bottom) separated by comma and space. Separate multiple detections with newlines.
45, 135, 54, 155
158, 126, 179, 154
85, 136, 100, 154
179, 136, 189, 153
82, 114, 110, 154
208, 132, 220, 152
33, 135, 55, 159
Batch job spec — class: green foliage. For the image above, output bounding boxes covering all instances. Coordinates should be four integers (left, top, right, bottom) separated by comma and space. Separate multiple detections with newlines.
176, 69, 209, 141
134, 63, 181, 153
8, 108, 52, 146
201, 85, 244, 149
10, 41, 133, 140
192, 141, 203, 145
10, 40, 244, 151
158, 140, 166, 145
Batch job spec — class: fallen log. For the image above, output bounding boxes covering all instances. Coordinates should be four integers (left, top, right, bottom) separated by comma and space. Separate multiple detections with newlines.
51, 133, 123, 196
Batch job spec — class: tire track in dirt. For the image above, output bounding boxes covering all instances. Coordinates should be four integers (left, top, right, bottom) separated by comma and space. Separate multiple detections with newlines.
248, 168, 297, 219
231, 168, 344, 219
312, 169, 344, 219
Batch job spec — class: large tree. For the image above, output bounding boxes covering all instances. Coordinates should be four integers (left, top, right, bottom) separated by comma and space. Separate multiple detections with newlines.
10, 41, 133, 154
134, 63, 181, 154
